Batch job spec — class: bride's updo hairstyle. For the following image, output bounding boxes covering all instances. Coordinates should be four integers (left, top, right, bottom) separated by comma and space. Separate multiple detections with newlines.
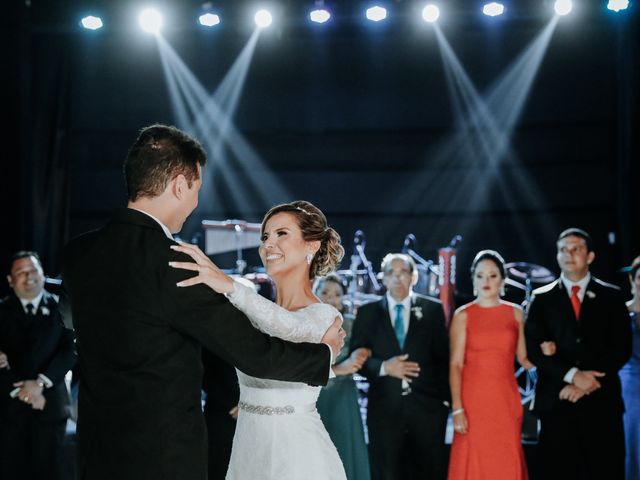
261, 200, 345, 279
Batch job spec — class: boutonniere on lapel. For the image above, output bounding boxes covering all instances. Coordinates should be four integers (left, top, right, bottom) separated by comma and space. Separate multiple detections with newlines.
585, 291, 596, 299
411, 306, 423, 320
40, 306, 50, 316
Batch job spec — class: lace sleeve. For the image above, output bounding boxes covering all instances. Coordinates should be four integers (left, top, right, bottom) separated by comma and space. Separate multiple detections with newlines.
226, 280, 339, 343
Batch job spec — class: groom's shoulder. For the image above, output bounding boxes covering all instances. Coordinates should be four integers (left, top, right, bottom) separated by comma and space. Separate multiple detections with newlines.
64, 228, 102, 259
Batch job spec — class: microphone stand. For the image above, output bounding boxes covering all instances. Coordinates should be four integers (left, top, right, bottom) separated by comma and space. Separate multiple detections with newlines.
402, 233, 434, 273
349, 230, 381, 296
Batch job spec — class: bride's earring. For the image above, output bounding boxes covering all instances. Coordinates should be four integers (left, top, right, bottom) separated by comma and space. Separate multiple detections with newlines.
500, 285, 506, 297
473, 287, 478, 296
306, 253, 313, 265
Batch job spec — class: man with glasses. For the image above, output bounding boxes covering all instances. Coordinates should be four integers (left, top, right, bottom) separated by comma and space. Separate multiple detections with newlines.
350, 253, 450, 480
525, 228, 632, 480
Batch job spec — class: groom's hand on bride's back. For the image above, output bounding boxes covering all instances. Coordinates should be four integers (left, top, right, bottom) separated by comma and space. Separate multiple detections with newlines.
321, 317, 346, 362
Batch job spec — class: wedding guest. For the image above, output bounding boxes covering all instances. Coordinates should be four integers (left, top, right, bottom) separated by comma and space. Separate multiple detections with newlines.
350, 253, 450, 480
525, 228, 631, 480
621, 256, 640, 480
315, 274, 371, 480
0, 251, 76, 480
448, 250, 533, 479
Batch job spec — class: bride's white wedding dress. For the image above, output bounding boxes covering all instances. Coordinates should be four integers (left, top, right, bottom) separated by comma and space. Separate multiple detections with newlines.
224, 281, 347, 480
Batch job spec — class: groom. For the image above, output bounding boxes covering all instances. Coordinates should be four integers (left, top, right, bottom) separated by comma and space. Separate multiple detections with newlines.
61, 124, 344, 480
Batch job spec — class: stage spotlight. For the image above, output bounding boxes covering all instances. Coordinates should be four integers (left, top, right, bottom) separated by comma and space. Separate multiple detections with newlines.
310, 8, 331, 24
607, 0, 629, 12
366, 5, 387, 22
254, 9, 273, 28
422, 4, 440, 23
139, 8, 163, 33
199, 12, 220, 27
81, 15, 103, 30
483, 2, 505, 17
554, 0, 572, 16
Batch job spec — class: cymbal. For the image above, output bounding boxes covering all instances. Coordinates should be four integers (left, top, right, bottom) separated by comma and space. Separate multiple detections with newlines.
201, 219, 262, 255
505, 262, 556, 283
505, 277, 526, 291
343, 292, 382, 306
337, 269, 371, 276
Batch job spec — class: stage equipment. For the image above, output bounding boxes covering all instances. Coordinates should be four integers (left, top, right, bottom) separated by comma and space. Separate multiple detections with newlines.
505, 261, 555, 307
554, 0, 572, 16
422, 4, 440, 23
254, 9, 273, 28
482, 2, 505, 17
340, 230, 382, 314
242, 271, 276, 301
607, 0, 630, 12
401, 234, 439, 297
201, 219, 262, 274
438, 235, 462, 327
81, 15, 103, 30
366, 5, 387, 22
199, 12, 220, 27
310, 8, 331, 24
139, 8, 163, 33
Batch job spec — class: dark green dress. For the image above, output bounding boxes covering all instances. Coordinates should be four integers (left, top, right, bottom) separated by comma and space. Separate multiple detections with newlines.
317, 314, 371, 480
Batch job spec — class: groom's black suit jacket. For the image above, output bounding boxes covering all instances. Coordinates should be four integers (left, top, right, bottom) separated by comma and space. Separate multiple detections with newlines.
525, 277, 631, 414
61, 208, 330, 480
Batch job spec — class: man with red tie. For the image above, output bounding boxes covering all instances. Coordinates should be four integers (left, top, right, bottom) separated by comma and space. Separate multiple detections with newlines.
525, 228, 632, 480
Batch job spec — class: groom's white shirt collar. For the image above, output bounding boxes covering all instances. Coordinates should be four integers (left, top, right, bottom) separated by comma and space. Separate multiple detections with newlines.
130, 208, 173, 240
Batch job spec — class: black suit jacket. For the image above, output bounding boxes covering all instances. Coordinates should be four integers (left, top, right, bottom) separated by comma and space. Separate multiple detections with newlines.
525, 277, 632, 414
202, 349, 239, 415
350, 294, 450, 425
0, 291, 76, 422
61, 208, 330, 480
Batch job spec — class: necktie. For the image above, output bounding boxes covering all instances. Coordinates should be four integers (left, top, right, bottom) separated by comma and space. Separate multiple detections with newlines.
570, 285, 581, 320
25, 303, 35, 316
394, 304, 405, 349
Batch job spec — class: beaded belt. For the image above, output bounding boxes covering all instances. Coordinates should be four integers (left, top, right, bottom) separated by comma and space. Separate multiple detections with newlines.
238, 401, 295, 415
238, 400, 316, 416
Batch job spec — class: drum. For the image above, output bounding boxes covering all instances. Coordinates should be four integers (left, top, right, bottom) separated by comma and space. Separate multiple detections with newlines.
413, 263, 439, 297
242, 272, 276, 301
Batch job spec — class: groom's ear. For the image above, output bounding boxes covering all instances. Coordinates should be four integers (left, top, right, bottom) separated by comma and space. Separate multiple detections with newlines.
172, 174, 188, 199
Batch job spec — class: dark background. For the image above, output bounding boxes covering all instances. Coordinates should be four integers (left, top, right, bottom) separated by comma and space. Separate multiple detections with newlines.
1, 0, 638, 298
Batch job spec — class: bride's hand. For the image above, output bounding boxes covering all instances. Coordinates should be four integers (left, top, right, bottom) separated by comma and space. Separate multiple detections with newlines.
169, 242, 235, 294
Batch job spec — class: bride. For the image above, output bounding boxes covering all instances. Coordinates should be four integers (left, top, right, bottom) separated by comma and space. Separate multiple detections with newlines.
170, 200, 349, 479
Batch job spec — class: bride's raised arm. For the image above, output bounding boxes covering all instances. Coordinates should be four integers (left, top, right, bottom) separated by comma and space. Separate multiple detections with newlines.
168, 242, 335, 343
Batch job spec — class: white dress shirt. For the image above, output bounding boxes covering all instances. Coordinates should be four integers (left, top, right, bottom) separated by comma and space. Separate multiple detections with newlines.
130, 208, 174, 239
386, 291, 412, 335
18, 291, 53, 388
19, 291, 44, 314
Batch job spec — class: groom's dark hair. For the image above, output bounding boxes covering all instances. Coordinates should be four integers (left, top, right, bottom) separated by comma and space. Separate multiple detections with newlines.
124, 124, 207, 201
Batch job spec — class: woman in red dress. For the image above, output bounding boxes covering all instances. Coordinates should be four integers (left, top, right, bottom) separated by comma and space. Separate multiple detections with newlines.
448, 250, 534, 480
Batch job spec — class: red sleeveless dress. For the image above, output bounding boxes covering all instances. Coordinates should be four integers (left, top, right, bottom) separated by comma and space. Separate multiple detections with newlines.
448, 303, 528, 480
